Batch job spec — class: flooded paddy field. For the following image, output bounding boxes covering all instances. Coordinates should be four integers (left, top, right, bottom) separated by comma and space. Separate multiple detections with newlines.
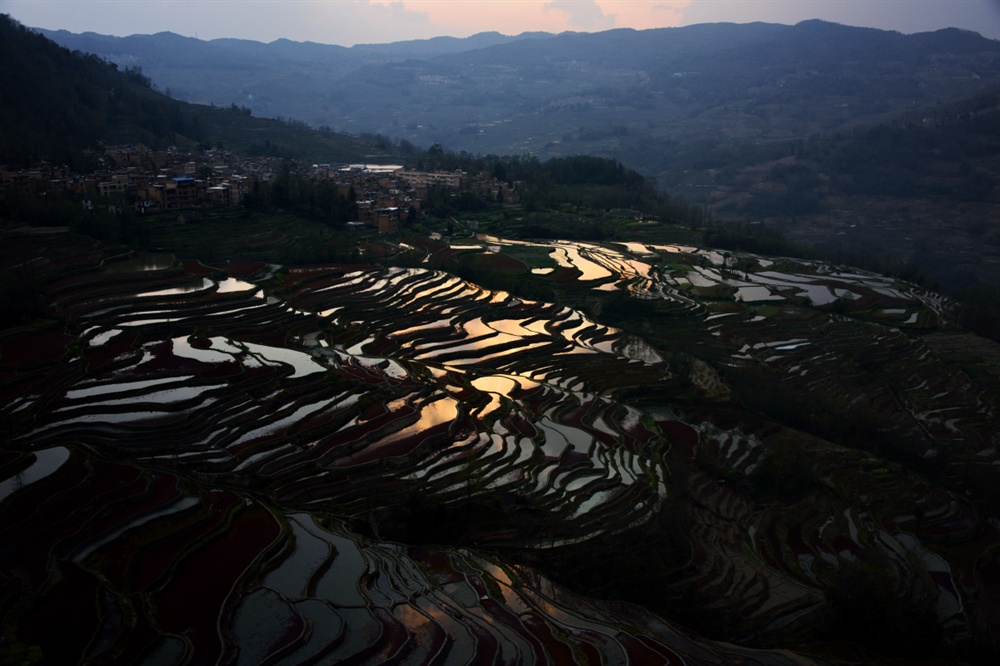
2, 229, 999, 664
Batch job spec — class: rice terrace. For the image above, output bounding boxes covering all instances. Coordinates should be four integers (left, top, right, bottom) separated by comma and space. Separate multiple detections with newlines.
2, 219, 998, 664
2, 9, 1000, 665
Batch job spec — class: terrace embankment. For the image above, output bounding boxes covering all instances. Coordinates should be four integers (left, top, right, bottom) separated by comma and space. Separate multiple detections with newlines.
2, 229, 999, 663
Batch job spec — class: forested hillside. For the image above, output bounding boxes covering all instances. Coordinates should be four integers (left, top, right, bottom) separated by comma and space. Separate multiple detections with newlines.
687, 85, 1000, 337
0, 15, 394, 167
0, 15, 193, 165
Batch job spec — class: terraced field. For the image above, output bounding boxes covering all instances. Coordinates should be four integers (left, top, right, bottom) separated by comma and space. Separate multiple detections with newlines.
2, 228, 998, 663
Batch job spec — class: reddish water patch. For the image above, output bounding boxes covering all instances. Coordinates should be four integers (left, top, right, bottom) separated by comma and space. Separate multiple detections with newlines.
128, 494, 232, 592
18, 563, 103, 663
223, 261, 267, 277
183, 259, 219, 276
520, 613, 577, 662
153, 498, 282, 660
75, 473, 182, 561
660, 421, 699, 458
0, 329, 74, 368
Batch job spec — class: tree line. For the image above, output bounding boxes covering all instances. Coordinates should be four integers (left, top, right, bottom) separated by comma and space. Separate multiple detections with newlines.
412, 146, 707, 227
241, 162, 359, 226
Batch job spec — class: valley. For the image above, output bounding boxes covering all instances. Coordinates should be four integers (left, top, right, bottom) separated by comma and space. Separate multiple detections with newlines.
31, 18, 1000, 300
42, 21, 1000, 189
2, 13, 1000, 665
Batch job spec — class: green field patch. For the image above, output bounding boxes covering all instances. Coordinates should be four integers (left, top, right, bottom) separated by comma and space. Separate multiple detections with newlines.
691, 284, 734, 299
503, 246, 558, 269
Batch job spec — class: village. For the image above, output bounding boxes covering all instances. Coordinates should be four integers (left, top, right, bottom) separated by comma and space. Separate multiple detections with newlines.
0, 143, 521, 233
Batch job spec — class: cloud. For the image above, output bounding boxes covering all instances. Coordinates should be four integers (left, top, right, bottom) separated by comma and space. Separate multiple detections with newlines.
544, 0, 617, 30
652, 2, 689, 15
616, 1, 690, 29
318, 1, 433, 44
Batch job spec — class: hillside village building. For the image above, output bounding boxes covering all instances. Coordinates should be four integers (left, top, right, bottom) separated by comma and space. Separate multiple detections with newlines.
399, 169, 464, 189
2, 147, 517, 232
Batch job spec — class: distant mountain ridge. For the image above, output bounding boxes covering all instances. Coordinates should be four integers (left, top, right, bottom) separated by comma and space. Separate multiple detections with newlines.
37, 27, 557, 71
0, 15, 396, 166
7, 14, 996, 329
38, 20, 1000, 189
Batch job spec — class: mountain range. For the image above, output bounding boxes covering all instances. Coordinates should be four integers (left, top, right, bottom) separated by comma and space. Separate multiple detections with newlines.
7, 16, 1000, 297
41, 20, 1000, 186
37, 19, 1000, 293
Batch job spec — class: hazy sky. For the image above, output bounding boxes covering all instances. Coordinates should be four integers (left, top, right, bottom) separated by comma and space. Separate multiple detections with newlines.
4, 0, 999, 44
